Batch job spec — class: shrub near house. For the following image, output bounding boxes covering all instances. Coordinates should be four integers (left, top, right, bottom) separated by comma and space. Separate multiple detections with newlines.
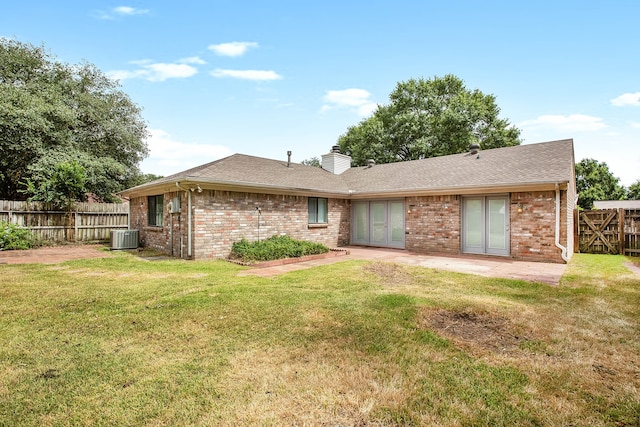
230, 235, 329, 263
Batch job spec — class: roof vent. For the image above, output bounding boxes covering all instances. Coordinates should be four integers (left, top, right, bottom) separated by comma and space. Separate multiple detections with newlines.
468, 144, 480, 155
287, 150, 292, 167
366, 159, 376, 168
331, 145, 341, 154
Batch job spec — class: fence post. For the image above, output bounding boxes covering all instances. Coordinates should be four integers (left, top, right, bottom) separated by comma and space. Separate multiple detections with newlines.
619, 208, 625, 256
574, 209, 579, 253
75, 209, 79, 242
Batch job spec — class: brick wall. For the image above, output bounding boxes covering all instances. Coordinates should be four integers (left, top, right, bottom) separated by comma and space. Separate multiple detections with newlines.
510, 191, 567, 263
405, 195, 461, 254
130, 191, 350, 260
130, 188, 571, 263
192, 190, 350, 259
130, 192, 186, 256
404, 192, 568, 263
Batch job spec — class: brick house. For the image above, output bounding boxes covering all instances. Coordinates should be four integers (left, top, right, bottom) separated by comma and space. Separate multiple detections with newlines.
120, 139, 576, 263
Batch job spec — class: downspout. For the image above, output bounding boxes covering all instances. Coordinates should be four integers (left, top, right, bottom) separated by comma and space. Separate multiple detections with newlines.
121, 196, 131, 230
175, 182, 193, 259
555, 183, 570, 262
188, 190, 192, 258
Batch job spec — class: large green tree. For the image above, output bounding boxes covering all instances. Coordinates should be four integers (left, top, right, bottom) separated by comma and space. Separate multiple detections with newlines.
338, 74, 521, 165
25, 160, 87, 210
0, 39, 149, 201
627, 179, 640, 200
575, 158, 627, 210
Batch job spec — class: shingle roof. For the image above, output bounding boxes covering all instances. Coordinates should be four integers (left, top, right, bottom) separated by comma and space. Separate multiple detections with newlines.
593, 200, 640, 210
121, 139, 574, 197
149, 153, 350, 193
342, 139, 575, 195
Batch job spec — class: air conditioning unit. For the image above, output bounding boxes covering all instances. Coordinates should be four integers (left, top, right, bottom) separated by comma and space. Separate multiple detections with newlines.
110, 229, 139, 250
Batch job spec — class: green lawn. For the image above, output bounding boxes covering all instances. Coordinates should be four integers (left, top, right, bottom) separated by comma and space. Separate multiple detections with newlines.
1, 252, 639, 426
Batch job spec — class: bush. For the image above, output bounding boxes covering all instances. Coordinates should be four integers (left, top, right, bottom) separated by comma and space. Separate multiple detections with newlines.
230, 235, 330, 262
0, 221, 35, 250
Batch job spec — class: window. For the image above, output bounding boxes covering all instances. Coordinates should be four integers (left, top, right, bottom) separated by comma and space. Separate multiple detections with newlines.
148, 195, 164, 226
308, 197, 328, 224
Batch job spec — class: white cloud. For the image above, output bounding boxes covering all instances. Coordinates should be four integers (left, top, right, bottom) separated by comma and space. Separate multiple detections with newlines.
107, 69, 148, 81
179, 56, 206, 65
94, 6, 149, 19
114, 6, 149, 15
210, 69, 282, 81
208, 42, 258, 57
630, 122, 640, 129
144, 63, 198, 81
140, 129, 233, 176
611, 92, 640, 107
321, 88, 377, 117
108, 62, 198, 82
519, 114, 607, 132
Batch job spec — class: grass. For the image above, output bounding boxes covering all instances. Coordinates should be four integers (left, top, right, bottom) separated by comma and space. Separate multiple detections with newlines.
1, 252, 639, 426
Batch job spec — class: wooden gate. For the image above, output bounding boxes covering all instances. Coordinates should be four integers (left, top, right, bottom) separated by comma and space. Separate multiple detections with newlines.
624, 209, 640, 256
578, 209, 640, 256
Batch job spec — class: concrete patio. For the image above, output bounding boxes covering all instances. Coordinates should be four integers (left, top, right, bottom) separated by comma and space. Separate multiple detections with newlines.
237, 246, 568, 285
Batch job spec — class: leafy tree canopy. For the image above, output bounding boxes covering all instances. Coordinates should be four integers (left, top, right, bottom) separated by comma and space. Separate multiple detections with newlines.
301, 157, 321, 167
575, 158, 627, 210
132, 173, 165, 186
0, 39, 149, 202
25, 159, 87, 211
337, 74, 521, 165
628, 179, 640, 200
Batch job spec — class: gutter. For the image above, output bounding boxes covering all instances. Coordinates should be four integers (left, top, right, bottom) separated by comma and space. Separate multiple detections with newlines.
554, 183, 570, 263
121, 178, 350, 199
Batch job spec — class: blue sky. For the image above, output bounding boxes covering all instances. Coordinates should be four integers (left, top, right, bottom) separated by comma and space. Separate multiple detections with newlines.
2, 1, 639, 185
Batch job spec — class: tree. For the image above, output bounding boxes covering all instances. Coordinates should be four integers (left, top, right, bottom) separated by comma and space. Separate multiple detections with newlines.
0, 39, 149, 201
628, 179, 640, 200
575, 158, 627, 210
338, 74, 521, 165
25, 160, 87, 210
24, 159, 87, 240
131, 173, 165, 186
301, 157, 321, 167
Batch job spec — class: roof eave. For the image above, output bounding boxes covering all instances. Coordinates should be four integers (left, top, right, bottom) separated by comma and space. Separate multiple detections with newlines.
121, 177, 570, 200
348, 181, 570, 199
119, 177, 351, 198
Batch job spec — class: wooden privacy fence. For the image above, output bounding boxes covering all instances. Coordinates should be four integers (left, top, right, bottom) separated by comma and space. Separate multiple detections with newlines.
577, 209, 640, 256
0, 200, 129, 243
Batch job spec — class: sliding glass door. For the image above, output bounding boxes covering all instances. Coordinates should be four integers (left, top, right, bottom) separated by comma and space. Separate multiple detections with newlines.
462, 196, 509, 256
352, 200, 405, 248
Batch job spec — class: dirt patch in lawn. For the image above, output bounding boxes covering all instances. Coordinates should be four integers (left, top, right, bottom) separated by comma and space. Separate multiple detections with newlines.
364, 261, 413, 286
0, 244, 112, 265
420, 308, 530, 353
